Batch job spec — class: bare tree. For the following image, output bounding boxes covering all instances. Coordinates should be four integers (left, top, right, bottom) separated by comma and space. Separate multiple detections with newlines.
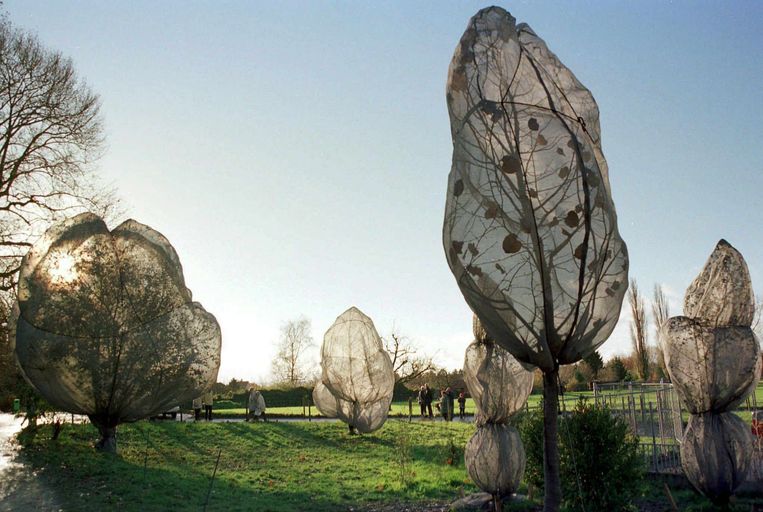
271, 317, 315, 387
652, 284, 671, 380
628, 279, 649, 380
0, 19, 118, 290
753, 295, 762, 339
382, 326, 436, 386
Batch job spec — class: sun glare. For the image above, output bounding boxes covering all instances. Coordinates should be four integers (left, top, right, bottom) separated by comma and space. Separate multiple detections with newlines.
50, 253, 78, 284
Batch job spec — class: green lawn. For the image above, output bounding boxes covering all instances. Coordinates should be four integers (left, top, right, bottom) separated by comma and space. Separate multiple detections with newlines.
18, 418, 479, 511
214, 399, 486, 418
16, 415, 762, 511
213, 384, 763, 422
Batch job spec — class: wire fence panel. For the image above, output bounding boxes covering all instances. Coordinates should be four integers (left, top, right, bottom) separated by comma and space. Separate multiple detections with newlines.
578, 382, 763, 478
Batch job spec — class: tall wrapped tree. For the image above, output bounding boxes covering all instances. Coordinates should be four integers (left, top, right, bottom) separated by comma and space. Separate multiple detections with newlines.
443, 7, 628, 510
14, 213, 221, 452
663, 240, 760, 504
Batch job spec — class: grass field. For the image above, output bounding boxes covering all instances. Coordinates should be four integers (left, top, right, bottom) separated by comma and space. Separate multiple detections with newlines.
16, 415, 763, 511
18, 418, 480, 512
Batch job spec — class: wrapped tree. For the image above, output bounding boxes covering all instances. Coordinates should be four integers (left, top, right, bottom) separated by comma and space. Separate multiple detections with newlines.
464, 315, 534, 427
663, 240, 760, 504
443, 7, 628, 510
315, 307, 394, 434
14, 213, 221, 452
313, 381, 393, 434
463, 315, 534, 510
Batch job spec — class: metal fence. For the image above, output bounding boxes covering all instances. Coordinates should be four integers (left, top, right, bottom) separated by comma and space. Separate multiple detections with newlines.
587, 382, 763, 479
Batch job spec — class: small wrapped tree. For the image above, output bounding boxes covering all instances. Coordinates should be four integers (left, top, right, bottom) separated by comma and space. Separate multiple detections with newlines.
464, 315, 534, 510
443, 7, 628, 511
14, 213, 221, 452
663, 240, 760, 504
314, 307, 394, 434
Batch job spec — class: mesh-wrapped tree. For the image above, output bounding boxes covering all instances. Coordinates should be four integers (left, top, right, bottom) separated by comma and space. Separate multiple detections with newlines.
313, 381, 393, 434
464, 315, 533, 510
663, 240, 760, 505
443, 7, 628, 510
314, 307, 394, 434
465, 315, 534, 427
13, 213, 221, 452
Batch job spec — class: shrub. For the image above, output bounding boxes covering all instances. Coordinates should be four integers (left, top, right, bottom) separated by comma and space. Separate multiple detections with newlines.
518, 399, 645, 512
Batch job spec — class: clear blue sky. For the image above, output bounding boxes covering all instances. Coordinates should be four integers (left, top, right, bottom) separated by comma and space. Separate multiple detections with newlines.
7, 1, 763, 383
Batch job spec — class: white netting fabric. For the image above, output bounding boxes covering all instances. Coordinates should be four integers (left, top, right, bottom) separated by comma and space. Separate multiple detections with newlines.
316, 307, 394, 433
443, 6, 628, 371
14, 213, 221, 444
464, 318, 534, 425
663, 240, 759, 503
465, 423, 525, 496
313, 381, 341, 418
680, 413, 753, 505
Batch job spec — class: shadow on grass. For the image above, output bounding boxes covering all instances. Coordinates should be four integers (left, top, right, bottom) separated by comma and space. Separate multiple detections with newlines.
18, 438, 372, 511
15, 420, 477, 512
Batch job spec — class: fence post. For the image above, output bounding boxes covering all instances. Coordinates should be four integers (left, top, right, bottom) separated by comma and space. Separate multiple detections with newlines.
593, 382, 599, 407
649, 401, 658, 472
631, 395, 638, 433
621, 396, 626, 421
408, 396, 413, 423
656, 390, 666, 442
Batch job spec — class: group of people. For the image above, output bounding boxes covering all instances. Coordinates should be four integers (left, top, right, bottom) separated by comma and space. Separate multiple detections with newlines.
192, 388, 267, 422
192, 391, 215, 421
416, 384, 467, 421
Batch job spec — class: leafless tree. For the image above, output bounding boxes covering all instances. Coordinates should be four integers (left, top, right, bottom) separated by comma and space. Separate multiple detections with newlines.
382, 327, 436, 386
753, 295, 762, 340
652, 284, 671, 379
0, 20, 119, 291
628, 279, 649, 380
271, 317, 315, 387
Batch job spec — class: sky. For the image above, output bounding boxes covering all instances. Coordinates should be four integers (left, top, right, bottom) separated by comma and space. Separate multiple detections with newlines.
6, 1, 763, 383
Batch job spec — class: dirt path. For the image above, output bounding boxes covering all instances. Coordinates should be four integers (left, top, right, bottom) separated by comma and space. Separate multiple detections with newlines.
0, 413, 62, 511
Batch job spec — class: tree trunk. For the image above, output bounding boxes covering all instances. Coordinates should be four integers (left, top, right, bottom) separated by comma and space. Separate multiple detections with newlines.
542, 367, 561, 512
90, 416, 117, 453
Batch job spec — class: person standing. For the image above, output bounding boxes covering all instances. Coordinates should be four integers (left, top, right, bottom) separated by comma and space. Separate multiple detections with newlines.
423, 384, 434, 418
457, 390, 467, 420
417, 385, 427, 418
192, 396, 202, 421
445, 386, 455, 421
202, 390, 214, 421
439, 389, 450, 421
247, 387, 267, 422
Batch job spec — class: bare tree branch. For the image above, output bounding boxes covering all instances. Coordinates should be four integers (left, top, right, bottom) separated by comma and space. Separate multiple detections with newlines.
0, 20, 120, 291
382, 326, 435, 386
271, 316, 315, 387
628, 279, 649, 380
